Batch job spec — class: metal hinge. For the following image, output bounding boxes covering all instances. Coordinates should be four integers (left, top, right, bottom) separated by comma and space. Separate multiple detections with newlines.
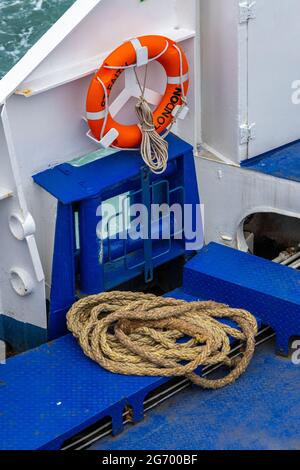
240, 123, 256, 144
239, 2, 256, 23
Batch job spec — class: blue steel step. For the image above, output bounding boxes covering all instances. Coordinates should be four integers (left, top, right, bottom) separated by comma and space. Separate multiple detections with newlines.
184, 243, 300, 355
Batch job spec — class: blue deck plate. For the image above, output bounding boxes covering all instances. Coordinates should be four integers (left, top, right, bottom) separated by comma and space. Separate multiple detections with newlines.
0, 287, 257, 451
36, 133, 201, 340
0, 289, 200, 451
0, 334, 171, 450
90, 341, 300, 451
241, 139, 300, 183
184, 243, 300, 354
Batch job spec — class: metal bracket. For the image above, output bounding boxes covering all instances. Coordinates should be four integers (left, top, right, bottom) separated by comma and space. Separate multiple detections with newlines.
239, 2, 256, 23
240, 123, 256, 145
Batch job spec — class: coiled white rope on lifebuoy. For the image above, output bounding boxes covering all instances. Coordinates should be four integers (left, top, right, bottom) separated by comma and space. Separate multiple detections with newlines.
134, 44, 188, 174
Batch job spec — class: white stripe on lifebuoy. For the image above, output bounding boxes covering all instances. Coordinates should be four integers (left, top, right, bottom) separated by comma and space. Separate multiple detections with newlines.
86, 110, 106, 121
167, 73, 189, 85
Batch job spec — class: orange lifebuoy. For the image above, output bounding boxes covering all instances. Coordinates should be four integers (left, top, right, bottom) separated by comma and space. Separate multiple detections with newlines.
86, 35, 189, 149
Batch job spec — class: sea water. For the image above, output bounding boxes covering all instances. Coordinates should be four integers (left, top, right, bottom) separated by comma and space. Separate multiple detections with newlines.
0, 0, 75, 78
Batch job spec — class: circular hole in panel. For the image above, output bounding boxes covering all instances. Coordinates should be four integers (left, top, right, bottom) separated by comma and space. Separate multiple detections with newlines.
10, 269, 33, 297
9, 214, 25, 240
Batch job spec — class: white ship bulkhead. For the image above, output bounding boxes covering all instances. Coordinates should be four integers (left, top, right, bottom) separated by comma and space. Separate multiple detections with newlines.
0, 0, 199, 348
199, 0, 300, 251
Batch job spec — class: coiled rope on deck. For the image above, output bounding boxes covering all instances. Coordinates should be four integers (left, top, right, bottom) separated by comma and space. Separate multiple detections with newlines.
67, 292, 257, 390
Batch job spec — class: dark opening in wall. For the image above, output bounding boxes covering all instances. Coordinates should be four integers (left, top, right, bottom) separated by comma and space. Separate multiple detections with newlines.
244, 212, 300, 262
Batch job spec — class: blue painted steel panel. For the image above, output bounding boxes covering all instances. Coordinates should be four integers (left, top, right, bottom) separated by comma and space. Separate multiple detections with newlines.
241, 139, 300, 183
49, 202, 76, 340
0, 289, 201, 451
79, 195, 105, 295
0, 314, 47, 352
184, 243, 300, 354
141, 168, 154, 283
90, 341, 300, 451
36, 134, 201, 336
103, 242, 186, 291
0, 334, 170, 450
102, 218, 179, 264
33, 134, 193, 204
0, 276, 268, 451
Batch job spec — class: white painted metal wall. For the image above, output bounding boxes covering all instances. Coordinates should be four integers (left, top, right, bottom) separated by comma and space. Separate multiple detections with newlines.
198, 0, 300, 252
200, 0, 300, 164
0, 0, 199, 331
248, 0, 300, 158
200, 0, 248, 164
197, 157, 300, 251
